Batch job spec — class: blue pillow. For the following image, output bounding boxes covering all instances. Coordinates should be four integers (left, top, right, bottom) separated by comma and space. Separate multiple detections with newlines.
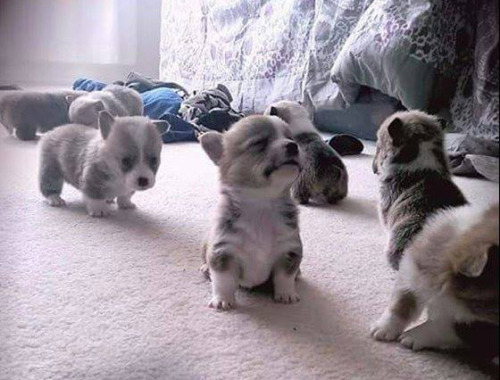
141, 88, 182, 120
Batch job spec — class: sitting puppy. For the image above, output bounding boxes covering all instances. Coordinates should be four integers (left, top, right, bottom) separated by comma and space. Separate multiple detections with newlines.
371, 203, 499, 362
200, 115, 304, 310
39, 111, 166, 217
373, 111, 467, 270
265, 101, 348, 204
68, 85, 143, 127
0, 90, 84, 140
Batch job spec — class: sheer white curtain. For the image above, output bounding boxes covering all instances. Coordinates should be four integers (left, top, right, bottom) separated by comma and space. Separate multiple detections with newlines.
0, 0, 151, 85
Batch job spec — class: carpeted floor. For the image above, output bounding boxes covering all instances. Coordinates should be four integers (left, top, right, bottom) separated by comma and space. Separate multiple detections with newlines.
0, 132, 498, 380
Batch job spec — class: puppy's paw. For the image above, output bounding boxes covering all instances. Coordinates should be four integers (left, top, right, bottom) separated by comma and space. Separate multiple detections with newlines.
399, 322, 460, 351
274, 292, 300, 304
46, 195, 66, 207
86, 201, 111, 218
118, 200, 136, 210
106, 198, 116, 204
209, 296, 235, 311
370, 315, 404, 342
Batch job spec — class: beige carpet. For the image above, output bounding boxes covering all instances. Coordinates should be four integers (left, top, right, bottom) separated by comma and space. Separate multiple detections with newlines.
0, 131, 498, 380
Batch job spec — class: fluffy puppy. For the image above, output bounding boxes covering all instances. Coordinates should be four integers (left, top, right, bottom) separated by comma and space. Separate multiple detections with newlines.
0, 90, 84, 140
371, 203, 499, 361
39, 111, 166, 217
68, 85, 143, 127
200, 115, 304, 310
373, 111, 467, 270
265, 101, 348, 204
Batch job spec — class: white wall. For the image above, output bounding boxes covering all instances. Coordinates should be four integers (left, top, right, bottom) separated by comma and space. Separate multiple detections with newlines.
0, 0, 161, 87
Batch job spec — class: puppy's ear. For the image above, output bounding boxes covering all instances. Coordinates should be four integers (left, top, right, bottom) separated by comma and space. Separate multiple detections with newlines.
200, 131, 224, 165
65, 94, 79, 106
152, 120, 170, 135
457, 244, 497, 278
91, 100, 105, 112
387, 117, 405, 147
98, 110, 115, 140
269, 106, 279, 117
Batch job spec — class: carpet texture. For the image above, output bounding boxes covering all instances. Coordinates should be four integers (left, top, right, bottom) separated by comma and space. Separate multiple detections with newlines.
0, 132, 498, 380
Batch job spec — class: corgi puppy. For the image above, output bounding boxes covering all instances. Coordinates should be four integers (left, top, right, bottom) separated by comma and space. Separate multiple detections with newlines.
373, 111, 467, 269
68, 85, 143, 127
0, 90, 84, 140
200, 115, 304, 310
371, 203, 499, 362
39, 111, 166, 217
265, 101, 348, 204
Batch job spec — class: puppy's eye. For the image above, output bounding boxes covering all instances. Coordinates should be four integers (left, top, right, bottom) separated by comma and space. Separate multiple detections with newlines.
121, 157, 134, 172
149, 156, 158, 168
248, 138, 269, 152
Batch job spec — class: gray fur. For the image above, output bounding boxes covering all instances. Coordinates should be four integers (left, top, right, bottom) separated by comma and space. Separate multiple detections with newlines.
265, 101, 348, 205
374, 111, 467, 270
68, 85, 143, 127
200, 116, 304, 309
39, 112, 163, 216
0, 90, 85, 140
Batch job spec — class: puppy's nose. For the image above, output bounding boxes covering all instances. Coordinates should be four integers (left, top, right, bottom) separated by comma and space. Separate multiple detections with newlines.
138, 177, 149, 188
286, 142, 299, 156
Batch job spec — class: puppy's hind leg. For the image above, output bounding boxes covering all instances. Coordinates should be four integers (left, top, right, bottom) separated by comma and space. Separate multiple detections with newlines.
39, 156, 65, 207
371, 284, 423, 342
208, 250, 239, 311
273, 251, 302, 304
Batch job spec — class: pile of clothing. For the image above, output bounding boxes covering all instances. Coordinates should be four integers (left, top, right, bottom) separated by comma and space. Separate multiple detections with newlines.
73, 73, 244, 143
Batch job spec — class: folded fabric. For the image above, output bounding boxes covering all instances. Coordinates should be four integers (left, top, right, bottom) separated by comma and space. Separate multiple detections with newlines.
446, 133, 499, 182
159, 113, 197, 143
179, 84, 244, 133
126, 72, 189, 98
73, 78, 107, 92
141, 88, 183, 120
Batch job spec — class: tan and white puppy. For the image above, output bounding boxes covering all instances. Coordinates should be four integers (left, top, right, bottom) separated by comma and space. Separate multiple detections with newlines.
265, 101, 348, 204
200, 115, 304, 310
39, 111, 167, 217
371, 203, 499, 361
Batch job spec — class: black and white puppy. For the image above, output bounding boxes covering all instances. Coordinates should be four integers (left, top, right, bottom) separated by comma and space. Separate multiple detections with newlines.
372, 203, 499, 362
39, 111, 166, 217
373, 110, 467, 270
200, 115, 304, 310
265, 101, 348, 204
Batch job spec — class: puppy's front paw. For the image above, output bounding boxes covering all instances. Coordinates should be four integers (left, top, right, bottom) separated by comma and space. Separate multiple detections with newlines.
209, 296, 235, 311
46, 195, 66, 207
86, 200, 111, 218
370, 315, 404, 342
399, 322, 460, 351
117, 196, 136, 210
274, 292, 300, 304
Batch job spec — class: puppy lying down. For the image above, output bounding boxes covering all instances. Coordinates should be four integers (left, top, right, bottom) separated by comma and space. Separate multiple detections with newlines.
200, 115, 304, 310
39, 111, 167, 217
265, 101, 348, 204
68, 85, 143, 127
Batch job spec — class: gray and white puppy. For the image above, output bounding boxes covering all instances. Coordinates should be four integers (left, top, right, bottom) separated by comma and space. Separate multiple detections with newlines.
373, 110, 467, 270
265, 101, 348, 204
371, 203, 499, 362
200, 115, 304, 310
68, 85, 143, 127
0, 90, 85, 140
39, 111, 166, 217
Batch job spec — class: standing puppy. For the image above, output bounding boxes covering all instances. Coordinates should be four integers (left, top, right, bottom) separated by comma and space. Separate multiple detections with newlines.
200, 115, 304, 310
265, 101, 348, 204
39, 111, 166, 217
0, 90, 84, 140
373, 111, 467, 270
68, 85, 143, 127
371, 203, 499, 362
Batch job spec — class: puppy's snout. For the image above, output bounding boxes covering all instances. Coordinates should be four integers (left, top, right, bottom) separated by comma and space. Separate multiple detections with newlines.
286, 142, 299, 157
138, 177, 149, 188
